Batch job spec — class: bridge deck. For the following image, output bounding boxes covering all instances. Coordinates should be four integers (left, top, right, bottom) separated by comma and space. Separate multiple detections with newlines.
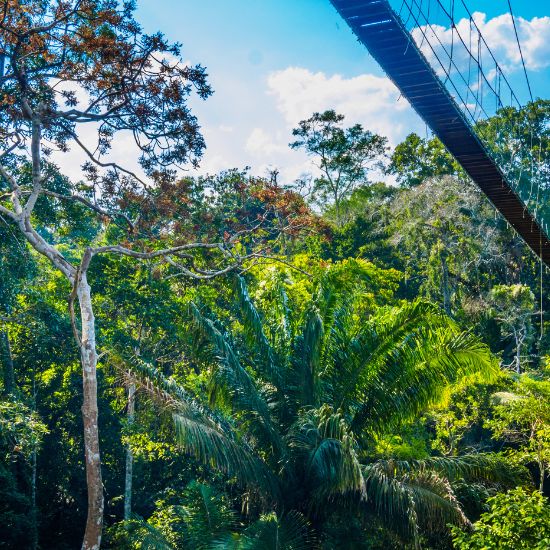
330, 0, 550, 266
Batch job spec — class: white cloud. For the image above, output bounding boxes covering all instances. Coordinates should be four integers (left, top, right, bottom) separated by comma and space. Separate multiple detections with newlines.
51, 63, 420, 187
225, 67, 425, 186
245, 128, 287, 156
196, 152, 236, 175
266, 67, 413, 145
203, 124, 234, 136
478, 13, 550, 72
412, 12, 550, 78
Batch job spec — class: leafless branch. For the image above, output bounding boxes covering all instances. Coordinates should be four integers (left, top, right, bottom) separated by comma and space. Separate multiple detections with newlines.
69, 129, 149, 188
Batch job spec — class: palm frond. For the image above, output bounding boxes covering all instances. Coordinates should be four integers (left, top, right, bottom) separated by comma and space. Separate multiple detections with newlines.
209, 532, 246, 550
233, 276, 279, 385
122, 516, 175, 550
362, 452, 525, 543
173, 413, 277, 496
114, 352, 277, 495
363, 460, 469, 544
362, 461, 421, 542
404, 470, 469, 531
287, 406, 366, 505
189, 302, 282, 454
175, 481, 237, 549
389, 453, 526, 485
332, 300, 446, 411
241, 511, 316, 550
321, 300, 355, 402
291, 308, 324, 407
112, 351, 194, 411
360, 331, 496, 429
314, 258, 376, 330
343, 302, 498, 433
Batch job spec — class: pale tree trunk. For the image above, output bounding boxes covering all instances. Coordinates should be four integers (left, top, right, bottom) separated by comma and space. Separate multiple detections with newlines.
512, 326, 525, 374
17, 216, 104, 548
123, 383, 136, 521
514, 329, 521, 374
4, 227, 104, 550
77, 273, 104, 550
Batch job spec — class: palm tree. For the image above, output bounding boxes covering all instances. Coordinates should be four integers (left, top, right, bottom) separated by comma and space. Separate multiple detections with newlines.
124, 260, 516, 547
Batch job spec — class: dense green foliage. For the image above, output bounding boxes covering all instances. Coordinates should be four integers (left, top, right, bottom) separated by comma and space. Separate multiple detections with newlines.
0, 2, 549, 546
451, 488, 550, 549
1, 110, 549, 547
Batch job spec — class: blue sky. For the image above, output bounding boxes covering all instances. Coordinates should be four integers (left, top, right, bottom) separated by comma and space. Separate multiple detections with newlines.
61, 1, 550, 184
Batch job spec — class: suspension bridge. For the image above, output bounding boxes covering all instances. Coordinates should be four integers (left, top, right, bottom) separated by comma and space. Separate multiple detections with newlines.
330, 0, 550, 267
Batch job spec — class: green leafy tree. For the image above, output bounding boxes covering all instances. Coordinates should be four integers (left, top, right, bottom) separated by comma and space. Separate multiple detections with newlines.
0, 398, 48, 548
108, 482, 315, 550
489, 285, 536, 373
390, 177, 505, 315
429, 378, 504, 457
109, 481, 237, 549
0, 1, 213, 545
388, 133, 460, 188
452, 487, 550, 550
488, 376, 550, 491
290, 110, 387, 225
0, 1, 314, 542
0, 399, 48, 460
476, 100, 550, 225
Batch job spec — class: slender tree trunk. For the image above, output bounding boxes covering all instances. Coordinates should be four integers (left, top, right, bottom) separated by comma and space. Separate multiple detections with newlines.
77, 274, 104, 550
512, 327, 524, 374
30, 372, 38, 550
30, 447, 38, 550
123, 383, 136, 521
18, 223, 104, 548
440, 251, 451, 316
1, 330, 16, 394
515, 331, 521, 374
537, 440, 546, 492
334, 191, 341, 227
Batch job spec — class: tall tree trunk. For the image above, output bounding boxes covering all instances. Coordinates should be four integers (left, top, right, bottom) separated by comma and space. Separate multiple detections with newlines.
30, 372, 38, 550
30, 447, 38, 550
77, 274, 103, 550
512, 327, 525, 374
18, 224, 104, 548
440, 251, 451, 316
123, 383, 136, 521
1, 330, 15, 394
515, 330, 521, 374
334, 191, 341, 227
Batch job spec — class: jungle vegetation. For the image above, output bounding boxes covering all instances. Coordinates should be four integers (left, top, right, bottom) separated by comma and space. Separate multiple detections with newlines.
0, 1, 549, 549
